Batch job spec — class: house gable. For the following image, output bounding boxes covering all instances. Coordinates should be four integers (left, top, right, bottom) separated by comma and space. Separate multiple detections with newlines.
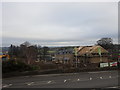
77, 45, 108, 56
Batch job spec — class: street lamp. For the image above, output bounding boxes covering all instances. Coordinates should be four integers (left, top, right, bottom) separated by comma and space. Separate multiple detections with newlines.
74, 47, 78, 68
76, 53, 77, 68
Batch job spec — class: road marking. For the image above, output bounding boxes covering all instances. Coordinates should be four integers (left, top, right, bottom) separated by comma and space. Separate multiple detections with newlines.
2, 84, 12, 88
90, 77, 92, 80
72, 78, 90, 82
47, 81, 52, 84
107, 86, 119, 88
64, 80, 67, 82
109, 76, 112, 78
77, 79, 80, 81
100, 77, 103, 79
26, 82, 34, 86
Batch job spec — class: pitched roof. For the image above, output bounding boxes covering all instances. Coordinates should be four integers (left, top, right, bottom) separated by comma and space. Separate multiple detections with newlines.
77, 45, 108, 56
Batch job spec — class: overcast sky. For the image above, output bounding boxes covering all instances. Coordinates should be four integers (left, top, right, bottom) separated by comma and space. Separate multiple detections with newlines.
2, 2, 118, 47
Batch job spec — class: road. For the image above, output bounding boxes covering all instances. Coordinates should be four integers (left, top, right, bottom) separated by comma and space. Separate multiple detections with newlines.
2, 70, 120, 89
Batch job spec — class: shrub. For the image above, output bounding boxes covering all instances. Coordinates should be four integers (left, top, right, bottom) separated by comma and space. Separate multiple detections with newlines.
2, 59, 38, 73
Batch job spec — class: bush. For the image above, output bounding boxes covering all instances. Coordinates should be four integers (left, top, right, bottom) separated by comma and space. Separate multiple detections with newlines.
2, 59, 38, 73
31, 65, 40, 71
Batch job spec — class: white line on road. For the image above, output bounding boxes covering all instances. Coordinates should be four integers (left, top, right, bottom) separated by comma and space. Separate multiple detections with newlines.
64, 80, 67, 82
77, 79, 80, 81
109, 76, 112, 78
100, 77, 103, 79
26, 82, 34, 86
47, 81, 52, 84
90, 77, 92, 80
2, 84, 12, 88
107, 86, 120, 88
72, 78, 90, 82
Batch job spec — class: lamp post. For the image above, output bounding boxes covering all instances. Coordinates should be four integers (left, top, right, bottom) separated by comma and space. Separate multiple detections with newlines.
74, 47, 78, 68
98, 47, 102, 62
76, 54, 77, 68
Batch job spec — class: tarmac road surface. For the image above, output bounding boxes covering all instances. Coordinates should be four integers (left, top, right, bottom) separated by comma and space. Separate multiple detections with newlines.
2, 70, 120, 89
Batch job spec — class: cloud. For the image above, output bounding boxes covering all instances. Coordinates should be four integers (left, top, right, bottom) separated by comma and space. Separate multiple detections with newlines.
2, 2, 118, 47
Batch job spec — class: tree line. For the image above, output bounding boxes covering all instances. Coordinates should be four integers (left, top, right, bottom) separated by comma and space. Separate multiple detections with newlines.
8, 37, 116, 64
8, 41, 50, 65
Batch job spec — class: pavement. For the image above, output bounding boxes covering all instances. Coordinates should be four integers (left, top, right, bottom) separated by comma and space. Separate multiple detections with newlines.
2, 70, 120, 89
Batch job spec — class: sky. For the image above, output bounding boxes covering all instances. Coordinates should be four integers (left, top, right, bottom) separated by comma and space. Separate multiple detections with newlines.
2, 2, 118, 47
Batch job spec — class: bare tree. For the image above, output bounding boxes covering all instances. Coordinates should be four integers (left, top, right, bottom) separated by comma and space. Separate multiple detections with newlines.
20, 42, 37, 64
43, 46, 49, 60
26, 46, 37, 64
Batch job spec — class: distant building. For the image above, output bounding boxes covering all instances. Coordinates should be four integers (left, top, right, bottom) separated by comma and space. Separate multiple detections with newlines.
54, 48, 74, 65
77, 45, 109, 64
54, 45, 109, 68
